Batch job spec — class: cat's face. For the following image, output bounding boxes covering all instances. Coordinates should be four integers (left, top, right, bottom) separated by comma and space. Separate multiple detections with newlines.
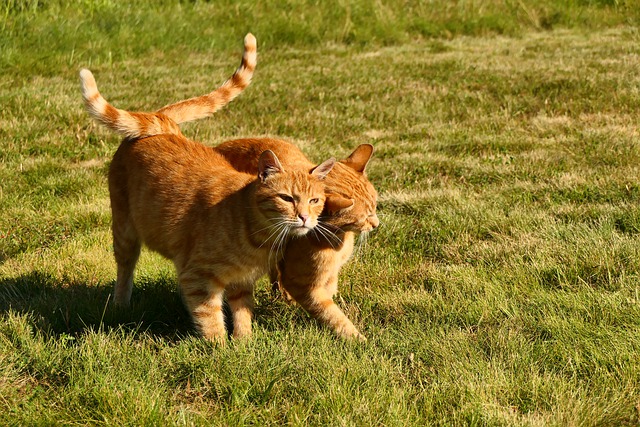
320, 144, 379, 234
255, 151, 334, 237
323, 177, 379, 233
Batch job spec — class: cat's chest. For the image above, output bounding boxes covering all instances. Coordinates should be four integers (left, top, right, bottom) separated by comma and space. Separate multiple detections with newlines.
335, 232, 356, 265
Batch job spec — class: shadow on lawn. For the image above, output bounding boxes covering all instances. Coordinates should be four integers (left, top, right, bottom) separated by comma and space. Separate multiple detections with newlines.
0, 270, 193, 340
0, 271, 299, 340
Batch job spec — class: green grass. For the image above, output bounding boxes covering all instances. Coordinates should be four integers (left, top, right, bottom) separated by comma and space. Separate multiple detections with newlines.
2, 0, 640, 425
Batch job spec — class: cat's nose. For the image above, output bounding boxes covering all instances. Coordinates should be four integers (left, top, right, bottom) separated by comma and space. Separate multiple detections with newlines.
298, 214, 309, 225
370, 215, 380, 229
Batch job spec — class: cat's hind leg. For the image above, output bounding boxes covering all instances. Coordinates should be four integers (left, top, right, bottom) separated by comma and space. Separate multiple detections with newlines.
112, 217, 141, 307
226, 281, 255, 339
284, 280, 366, 341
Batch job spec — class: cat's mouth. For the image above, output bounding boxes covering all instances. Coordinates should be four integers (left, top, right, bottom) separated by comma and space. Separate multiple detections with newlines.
291, 225, 312, 236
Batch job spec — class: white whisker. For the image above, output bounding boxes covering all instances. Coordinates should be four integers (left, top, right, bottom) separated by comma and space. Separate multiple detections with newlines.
314, 223, 342, 248
252, 217, 297, 239
351, 231, 370, 265
258, 220, 290, 248
268, 223, 291, 263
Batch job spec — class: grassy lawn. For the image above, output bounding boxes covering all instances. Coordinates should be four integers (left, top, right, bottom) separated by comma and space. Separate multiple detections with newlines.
2, 1, 640, 425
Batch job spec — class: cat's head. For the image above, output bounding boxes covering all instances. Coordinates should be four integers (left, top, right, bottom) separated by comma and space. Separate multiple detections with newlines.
255, 150, 335, 237
321, 144, 379, 234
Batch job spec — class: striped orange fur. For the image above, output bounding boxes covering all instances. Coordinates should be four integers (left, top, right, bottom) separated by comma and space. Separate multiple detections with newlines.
156, 34, 256, 125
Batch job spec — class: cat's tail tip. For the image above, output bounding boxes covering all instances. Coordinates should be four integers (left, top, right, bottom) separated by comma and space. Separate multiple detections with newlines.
79, 68, 93, 80
244, 33, 257, 51
78, 69, 124, 132
79, 68, 107, 119
79, 68, 98, 100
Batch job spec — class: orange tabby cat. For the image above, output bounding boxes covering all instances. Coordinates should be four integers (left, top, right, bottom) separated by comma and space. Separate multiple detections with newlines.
80, 33, 379, 340
81, 35, 338, 343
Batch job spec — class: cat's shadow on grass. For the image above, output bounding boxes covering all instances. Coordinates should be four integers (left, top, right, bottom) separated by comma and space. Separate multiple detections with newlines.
0, 270, 191, 340
0, 271, 298, 340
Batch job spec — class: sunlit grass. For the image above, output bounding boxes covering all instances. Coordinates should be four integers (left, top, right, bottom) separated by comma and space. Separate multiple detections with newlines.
2, 1, 640, 425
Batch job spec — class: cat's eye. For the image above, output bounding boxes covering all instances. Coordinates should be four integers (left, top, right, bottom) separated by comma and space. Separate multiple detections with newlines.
309, 198, 320, 204
279, 194, 294, 203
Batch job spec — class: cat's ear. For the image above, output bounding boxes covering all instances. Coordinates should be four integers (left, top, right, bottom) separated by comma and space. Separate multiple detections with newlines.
342, 144, 373, 173
258, 150, 284, 182
311, 157, 335, 180
325, 194, 354, 215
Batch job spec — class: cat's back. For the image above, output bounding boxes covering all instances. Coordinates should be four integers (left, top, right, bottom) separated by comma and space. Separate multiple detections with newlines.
111, 133, 250, 192
114, 133, 225, 170
215, 137, 312, 174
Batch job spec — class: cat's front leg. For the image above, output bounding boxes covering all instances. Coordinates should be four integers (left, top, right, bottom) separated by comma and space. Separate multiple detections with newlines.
269, 261, 295, 304
312, 292, 366, 341
226, 281, 254, 339
286, 284, 366, 341
178, 269, 227, 344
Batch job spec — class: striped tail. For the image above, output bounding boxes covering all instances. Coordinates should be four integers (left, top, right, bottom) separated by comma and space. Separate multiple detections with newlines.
79, 33, 257, 139
156, 33, 257, 124
79, 68, 182, 139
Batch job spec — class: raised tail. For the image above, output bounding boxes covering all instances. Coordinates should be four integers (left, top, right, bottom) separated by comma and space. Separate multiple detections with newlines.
79, 33, 257, 139
156, 32, 257, 124
79, 68, 182, 139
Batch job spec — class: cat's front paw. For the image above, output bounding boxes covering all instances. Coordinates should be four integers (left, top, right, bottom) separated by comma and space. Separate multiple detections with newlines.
205, 334, 227, 347
354, 332, 367, 342
271, 281, 296, 305
335, 325, 367, 342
